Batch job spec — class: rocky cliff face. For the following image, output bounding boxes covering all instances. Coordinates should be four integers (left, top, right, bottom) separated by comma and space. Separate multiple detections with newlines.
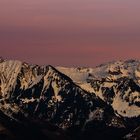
0, 59, 140, 140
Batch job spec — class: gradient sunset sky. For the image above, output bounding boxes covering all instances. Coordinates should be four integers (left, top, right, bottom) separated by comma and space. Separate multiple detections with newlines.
0, 0, 140, 66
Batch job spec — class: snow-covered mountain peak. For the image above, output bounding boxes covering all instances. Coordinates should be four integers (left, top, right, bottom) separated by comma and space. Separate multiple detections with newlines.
57, 59, 140, 83
0, 58, 140, 140
57, 60, 140, 118
0, 59, 123, 130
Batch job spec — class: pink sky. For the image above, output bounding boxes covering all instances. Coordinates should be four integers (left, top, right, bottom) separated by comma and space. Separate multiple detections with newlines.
0, 0, 140, 66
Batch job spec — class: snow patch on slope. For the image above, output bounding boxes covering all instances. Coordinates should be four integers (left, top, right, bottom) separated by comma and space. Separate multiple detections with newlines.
112, 93, 140, 117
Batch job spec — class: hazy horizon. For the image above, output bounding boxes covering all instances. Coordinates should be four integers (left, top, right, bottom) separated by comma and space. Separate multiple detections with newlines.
0, 0, 140, 66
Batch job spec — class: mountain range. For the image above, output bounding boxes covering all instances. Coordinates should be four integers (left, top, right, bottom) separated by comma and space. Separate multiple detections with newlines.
0, 58, 140, 140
